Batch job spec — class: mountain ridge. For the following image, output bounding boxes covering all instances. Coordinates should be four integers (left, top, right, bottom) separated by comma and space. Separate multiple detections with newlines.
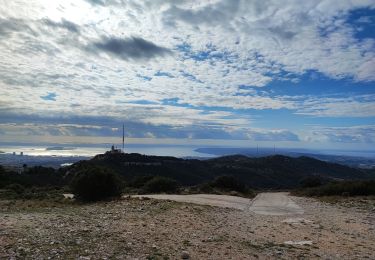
65, 152, 374, 189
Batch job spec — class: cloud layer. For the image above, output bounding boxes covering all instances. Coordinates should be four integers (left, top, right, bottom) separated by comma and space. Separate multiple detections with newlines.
0, 0, 374, 148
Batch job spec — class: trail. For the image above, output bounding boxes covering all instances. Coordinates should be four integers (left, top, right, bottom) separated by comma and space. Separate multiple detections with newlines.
248, 192, 304, 215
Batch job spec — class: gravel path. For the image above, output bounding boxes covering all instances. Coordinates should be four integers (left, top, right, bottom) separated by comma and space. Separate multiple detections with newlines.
134, 192, 304, 216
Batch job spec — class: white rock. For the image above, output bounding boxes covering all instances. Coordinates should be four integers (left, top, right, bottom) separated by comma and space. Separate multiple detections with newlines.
284, 240, 313, 245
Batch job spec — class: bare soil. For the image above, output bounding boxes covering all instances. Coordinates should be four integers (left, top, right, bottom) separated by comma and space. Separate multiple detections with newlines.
0, 195, 374, 259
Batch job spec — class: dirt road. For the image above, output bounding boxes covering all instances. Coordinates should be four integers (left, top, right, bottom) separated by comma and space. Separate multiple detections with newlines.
133, 192, 304, 215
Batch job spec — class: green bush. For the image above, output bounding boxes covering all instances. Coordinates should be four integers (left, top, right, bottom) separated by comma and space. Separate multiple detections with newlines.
142, 176, 179, 193
70, 167, 123, 201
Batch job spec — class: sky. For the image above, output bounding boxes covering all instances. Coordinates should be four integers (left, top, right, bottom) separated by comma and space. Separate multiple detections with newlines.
0, 0, 374, 151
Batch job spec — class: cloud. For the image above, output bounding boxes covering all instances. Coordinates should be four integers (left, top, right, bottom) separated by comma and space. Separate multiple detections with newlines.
296, 94, 375, 117
0, 122, 115, 137
225, 128, 300, 141
163, 0, 375, 81
247, 130, 300, 142
163, 0, 240, 27
91, 36, 172, 61
0, 118, 301, 142
306, 125, 375, 144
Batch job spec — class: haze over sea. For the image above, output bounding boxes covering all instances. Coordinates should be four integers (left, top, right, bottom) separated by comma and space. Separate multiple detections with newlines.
1, 144, 375, 159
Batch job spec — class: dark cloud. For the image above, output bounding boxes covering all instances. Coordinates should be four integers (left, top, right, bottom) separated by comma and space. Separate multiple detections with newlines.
0, 18, 36, 38
91, 36, 172, 61
0, 17, 80, 59
42, 19, 80, 33
268, 26, 297, 40
0, 18, 22, 35
0, 18, 79, 37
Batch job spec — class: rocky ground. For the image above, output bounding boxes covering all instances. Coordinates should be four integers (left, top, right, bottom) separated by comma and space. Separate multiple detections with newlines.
0, 195, 374, 259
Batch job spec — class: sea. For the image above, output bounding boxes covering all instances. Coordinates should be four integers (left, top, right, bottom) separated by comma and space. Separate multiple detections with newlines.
0, 144, 215, 158
1, 144, 375, 158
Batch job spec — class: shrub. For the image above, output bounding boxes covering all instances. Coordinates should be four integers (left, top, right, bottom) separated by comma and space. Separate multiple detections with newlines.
5, 183, 25, 194
129, 175, 155, 188
198, 182, 214, 193
296, 180, 375, 197
70, 167, 123, 201
142, 176, 179, 193
211, 175, 248, 193
300, 176, 322, 188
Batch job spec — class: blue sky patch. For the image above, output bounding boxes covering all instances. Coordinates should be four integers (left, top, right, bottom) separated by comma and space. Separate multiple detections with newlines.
40, 92, 57, 101
346, 8, 375, 40
125, 100, 159, 105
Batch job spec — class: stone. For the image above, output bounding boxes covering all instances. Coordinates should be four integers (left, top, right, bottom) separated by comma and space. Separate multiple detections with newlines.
181, 251, 190, 259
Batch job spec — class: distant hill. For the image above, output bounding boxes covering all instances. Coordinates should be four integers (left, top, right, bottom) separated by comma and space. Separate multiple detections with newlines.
195, 147, 375, 168
65, 152, 374, 189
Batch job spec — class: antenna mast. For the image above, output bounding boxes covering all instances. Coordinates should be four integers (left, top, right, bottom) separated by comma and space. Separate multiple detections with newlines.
122, 124, 125, 153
